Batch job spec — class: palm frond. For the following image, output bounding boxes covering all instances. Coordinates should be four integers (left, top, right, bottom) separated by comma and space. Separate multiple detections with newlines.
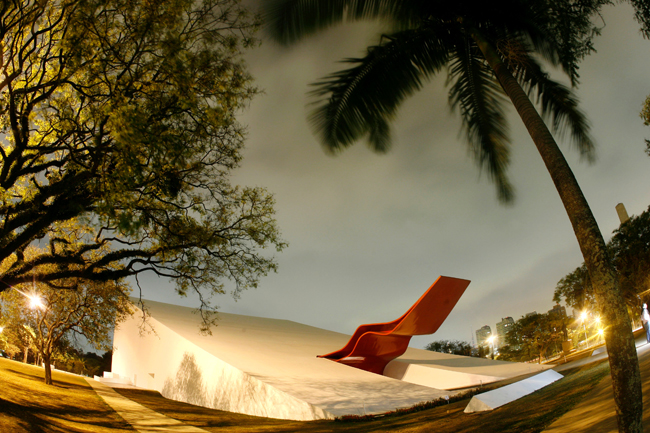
308, 28, 450, 153
523, 0, 609, 85
448, 38, 514, 203
498, 38, 595, 161
265, 0, 411, 45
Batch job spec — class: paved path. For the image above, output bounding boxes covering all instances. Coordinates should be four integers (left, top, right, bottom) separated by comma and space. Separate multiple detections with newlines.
544, 337, 650, 432
85, 378, 209, 432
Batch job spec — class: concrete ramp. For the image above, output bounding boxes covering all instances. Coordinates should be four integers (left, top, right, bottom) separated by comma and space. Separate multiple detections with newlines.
464, 370, 564, 413
384, 351, 549, 390
113, 299, 552, 420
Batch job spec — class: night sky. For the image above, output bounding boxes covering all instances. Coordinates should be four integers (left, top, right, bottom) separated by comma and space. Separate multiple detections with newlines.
139, 2, 650, 349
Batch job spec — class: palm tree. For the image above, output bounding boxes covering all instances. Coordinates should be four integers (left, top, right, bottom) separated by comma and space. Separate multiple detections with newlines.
265, 1, 642, 431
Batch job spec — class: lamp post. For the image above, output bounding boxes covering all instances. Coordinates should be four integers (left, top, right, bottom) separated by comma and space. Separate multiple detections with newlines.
580, 311, 590, 348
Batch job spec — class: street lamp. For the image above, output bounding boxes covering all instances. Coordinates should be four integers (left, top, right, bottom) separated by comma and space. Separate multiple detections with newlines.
487, 335, 497, 359
27, 294, 44, 310
580, 311, 590, 348
10, 287, 44, 310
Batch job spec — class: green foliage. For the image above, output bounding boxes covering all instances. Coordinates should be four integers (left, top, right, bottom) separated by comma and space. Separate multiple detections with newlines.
502, 313, 565, 363
265, 0, 600, 202
641, 94, 650, 154
609, 206, 650, 304
554, 205, 650, 310
554, 264, 596, 311
53, 350, 112, 377
424, 339, 473, 356
0, 0, 284, 317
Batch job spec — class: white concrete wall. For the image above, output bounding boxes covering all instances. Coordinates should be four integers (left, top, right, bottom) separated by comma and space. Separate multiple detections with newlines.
113, 310, 332, 420
113, 299, 552, 420
464, 370, 564, 412
384, 360, 505, 389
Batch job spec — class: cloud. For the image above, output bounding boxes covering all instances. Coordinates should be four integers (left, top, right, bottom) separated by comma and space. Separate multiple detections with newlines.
143, 2, 650, 349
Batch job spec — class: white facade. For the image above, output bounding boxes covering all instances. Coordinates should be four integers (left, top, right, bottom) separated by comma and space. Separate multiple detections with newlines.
113, 299, 548, 420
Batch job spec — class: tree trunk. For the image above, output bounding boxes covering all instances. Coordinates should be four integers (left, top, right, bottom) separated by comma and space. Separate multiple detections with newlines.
472, 31, 643, 433
43, 352, 52, 385
23, 346, 28, 363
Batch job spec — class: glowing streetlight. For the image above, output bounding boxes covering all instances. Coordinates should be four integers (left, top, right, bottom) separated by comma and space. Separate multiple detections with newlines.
486, 335, 497, 359
580, 311, 590, 348
27, 294, 44, 310
8, 286, 45, 310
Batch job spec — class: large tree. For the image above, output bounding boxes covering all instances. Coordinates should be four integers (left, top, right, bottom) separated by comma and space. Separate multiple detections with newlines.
556, 205, 650, 312
0, 254, 132, 385
0, 0, 285, 319
554, 263, 598, 312
265, 0, 642, 430
508, 313, 564, 363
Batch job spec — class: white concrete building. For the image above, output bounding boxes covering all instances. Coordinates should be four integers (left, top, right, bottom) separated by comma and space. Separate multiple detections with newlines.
112, 299, 548, 420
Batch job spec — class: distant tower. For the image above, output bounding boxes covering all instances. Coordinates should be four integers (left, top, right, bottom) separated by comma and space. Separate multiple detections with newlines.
616, 203, 630, 224
475, 325, 492, 348
496, 317, 515, 348
548, 304, 567, 319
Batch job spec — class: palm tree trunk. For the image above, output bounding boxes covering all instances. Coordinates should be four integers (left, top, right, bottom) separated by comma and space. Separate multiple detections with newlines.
471, 30, 643, 433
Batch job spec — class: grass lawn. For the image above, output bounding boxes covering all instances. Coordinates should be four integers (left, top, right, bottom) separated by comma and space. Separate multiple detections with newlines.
0, 355, 611, 433
0, 358, 134, 433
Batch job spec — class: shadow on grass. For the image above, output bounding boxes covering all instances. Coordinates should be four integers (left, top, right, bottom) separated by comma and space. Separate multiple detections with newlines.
5, 367, 91, 392
0, 397, 134, 433
0, 359, 134, 433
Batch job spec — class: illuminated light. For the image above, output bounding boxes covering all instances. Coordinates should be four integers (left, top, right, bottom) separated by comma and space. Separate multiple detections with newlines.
28, 295, 44, 309
598, 329, 604, 336
580, 311, 588, 321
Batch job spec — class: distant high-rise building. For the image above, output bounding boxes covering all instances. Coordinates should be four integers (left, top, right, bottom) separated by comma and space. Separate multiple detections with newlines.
475, 325, 492, 347
496, 317, 515, 348
525, 311, 537, 318
548, 304, 567, 320
616, 203, 630, 224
